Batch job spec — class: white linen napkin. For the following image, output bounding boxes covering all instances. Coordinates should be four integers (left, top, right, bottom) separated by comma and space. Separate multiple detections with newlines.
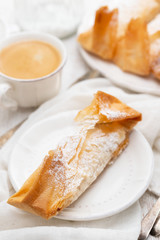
1, 77, 160, 239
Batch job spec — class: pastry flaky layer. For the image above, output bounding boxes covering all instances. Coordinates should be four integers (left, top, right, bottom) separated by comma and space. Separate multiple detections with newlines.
8, 91, 142, 219
78, 1, 160, 80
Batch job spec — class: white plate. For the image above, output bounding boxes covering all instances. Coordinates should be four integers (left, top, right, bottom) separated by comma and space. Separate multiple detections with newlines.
9, 110, 154, 221
78, 15, 160, 96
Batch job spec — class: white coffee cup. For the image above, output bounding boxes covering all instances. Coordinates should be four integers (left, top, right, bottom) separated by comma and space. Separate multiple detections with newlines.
0, 32, 67, 109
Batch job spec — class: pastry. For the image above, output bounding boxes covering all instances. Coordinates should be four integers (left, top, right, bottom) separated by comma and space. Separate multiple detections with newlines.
106, 0, 160, 37
78, 6, 118, 60
8, 91, 142, 219
113, 18, 150, 76
78, 1, 160, 79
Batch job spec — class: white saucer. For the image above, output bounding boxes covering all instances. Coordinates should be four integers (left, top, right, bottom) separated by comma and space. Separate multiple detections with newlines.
8, 110, 153, 221
78, 14, 160, 96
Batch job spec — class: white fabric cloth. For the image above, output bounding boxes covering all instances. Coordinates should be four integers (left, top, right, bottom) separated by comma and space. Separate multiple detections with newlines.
0, 78, 145, 240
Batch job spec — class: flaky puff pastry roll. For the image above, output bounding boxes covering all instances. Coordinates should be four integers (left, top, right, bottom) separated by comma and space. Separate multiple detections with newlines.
78, 6, 118, 60
78, 6, 151, 76
114, 18, 150, 76
8, 91, 141, 219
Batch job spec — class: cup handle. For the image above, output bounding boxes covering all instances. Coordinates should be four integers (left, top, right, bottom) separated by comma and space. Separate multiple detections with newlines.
0, 82, 17, 110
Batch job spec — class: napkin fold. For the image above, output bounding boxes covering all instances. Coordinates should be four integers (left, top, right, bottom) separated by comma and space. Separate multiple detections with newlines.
0, 83, 18, 110
2, 77, 160, 239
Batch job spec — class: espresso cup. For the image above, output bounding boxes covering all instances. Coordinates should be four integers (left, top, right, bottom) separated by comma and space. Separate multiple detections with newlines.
0, 32, 67, 109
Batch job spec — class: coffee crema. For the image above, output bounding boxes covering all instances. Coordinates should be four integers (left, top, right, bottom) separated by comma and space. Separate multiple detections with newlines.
0, 40, 61, 79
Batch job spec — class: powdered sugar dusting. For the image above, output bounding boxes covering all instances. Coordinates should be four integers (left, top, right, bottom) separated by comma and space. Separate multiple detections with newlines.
100, 109, 127, 120
45, 123, 126, 202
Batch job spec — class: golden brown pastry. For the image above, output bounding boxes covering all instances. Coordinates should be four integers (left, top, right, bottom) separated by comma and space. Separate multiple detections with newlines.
114, 18, 150, 76
107, 0, 160, 37
8, 91, 142, 219
78, 6, 118, 60
78, 1, 160, 80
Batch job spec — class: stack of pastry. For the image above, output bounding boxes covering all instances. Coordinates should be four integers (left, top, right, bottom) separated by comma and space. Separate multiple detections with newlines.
78, 0, 160, 80
8, 91, 141, 219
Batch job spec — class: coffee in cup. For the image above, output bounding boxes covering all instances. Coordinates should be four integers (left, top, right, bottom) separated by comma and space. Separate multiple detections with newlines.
0, 40, 61, 79
0, 32, 67, 108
